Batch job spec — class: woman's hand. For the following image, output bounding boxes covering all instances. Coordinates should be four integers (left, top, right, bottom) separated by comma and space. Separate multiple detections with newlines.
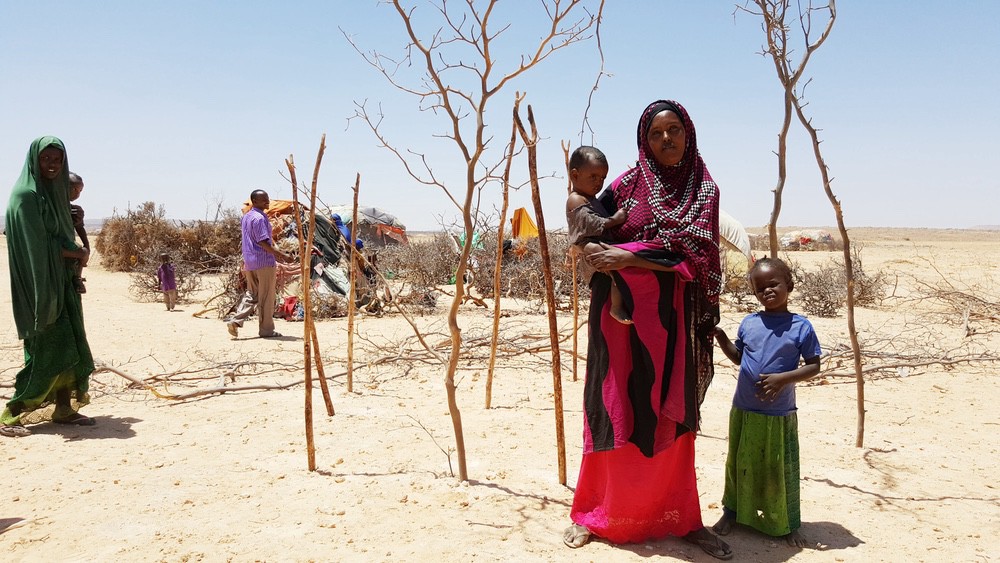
584, 243, 635, 272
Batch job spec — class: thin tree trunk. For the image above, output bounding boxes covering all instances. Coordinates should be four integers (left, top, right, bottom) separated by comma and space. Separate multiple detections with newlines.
789, 96, 864, 445
768, 88, 793, 258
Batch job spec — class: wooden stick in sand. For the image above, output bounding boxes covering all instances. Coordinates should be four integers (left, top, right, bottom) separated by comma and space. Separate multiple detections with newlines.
286, 134, 331, 471
286, 155, 315, 471
346, 173, 361, 394
486, 97, 521, 409
514, 102, 567, 485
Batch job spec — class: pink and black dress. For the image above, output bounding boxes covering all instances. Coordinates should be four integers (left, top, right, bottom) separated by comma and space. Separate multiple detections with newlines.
569, 100, 722, 543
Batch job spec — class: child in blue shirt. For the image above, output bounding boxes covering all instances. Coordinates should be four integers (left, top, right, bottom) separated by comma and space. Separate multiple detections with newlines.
712, 257, 821, 548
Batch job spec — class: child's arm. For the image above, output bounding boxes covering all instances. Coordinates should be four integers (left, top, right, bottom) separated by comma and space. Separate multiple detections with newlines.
603, 208, 627, 229
712, 327, 741, 365
75, 224, 90, 251
757, 356, 821, 401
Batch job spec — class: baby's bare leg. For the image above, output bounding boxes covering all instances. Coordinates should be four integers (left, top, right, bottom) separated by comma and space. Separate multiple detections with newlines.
609, 281, 633, 325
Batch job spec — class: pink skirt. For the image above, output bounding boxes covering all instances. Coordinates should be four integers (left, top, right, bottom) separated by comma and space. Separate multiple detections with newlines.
570, 433, 703, 544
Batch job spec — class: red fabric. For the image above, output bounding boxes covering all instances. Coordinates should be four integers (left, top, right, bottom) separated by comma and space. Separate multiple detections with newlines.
570, 434, 703, 543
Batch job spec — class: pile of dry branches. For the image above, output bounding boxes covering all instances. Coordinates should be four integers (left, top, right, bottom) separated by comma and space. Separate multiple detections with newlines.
788, 249, 887, 317
378, 233, 459, 292
469, 231, 590, 309
96, 201, 241, 273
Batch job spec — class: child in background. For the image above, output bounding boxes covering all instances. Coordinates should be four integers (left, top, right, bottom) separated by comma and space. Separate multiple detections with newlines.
68, 172, 89, 293
565, 146, 630, 324
712, 257, 822, 547
157, 252, 178, 311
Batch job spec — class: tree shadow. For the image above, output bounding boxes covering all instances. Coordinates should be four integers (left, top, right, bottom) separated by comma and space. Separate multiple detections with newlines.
26, 415, 141, 441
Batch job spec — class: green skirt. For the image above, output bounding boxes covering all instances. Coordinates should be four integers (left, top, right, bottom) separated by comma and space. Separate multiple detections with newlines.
721, 406, 800, 536
2, 287, 93, 425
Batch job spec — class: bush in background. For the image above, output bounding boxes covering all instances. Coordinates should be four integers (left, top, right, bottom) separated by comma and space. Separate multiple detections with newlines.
95, 201, 241, 273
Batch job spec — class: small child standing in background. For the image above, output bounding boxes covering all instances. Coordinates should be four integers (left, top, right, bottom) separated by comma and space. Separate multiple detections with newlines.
712, 257, 822, 547
68, 172, 89, 294
157, 252, 178, 311
565, 146, 630, 324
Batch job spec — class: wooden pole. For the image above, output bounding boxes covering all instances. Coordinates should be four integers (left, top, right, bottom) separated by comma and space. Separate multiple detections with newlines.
285, 155, 316, 471
514, 102, 566, 485
286, 156, 333, 418
303, 134, 327, 469
486, 96, 522, 409
312, 328, 334, 416
347, 173, 361, 393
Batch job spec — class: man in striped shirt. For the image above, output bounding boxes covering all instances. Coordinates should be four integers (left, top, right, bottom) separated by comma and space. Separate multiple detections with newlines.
226, 189, 290, 338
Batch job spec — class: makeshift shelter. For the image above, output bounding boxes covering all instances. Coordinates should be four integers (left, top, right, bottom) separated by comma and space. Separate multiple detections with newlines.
780, 229, 835, 250
719, 209, 752, 260
242, 199, 351, 296
325, 205, 407, 247
510, 207, 538, 239
718, 210, 753, 284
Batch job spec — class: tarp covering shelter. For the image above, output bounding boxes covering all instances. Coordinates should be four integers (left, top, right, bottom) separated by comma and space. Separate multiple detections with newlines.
510, 207, 538, 240
326, 205, 408, 247
719, 209, 752, 260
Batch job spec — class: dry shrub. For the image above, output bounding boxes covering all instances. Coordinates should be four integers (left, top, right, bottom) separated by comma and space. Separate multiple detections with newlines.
469, 231, 590, 309
378, 233, 460, 290
790, 247, 887, 317
372, 230, 591, 311
721, 260, 758, 313
835, 245, 887, 307
96, 202, 174, 271
96, 201, 241, 273
791, 259, 845, 317
394, 288, 439, 314
310, 291, 349, 318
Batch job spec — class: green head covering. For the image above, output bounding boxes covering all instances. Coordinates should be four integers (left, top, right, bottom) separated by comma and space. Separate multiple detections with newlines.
6, 136, 78, 338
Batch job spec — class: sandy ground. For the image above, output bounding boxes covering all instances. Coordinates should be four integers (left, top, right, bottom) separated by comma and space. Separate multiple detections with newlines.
1, 228, 998, 562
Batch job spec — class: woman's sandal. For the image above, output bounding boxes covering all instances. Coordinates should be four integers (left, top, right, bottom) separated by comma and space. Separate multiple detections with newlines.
0, 424, 31, 438
52, 413, 96, 426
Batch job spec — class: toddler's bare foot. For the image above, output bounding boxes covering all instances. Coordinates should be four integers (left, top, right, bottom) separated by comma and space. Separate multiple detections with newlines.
785, 530, 808, 547
712, 511, 735, 536
609, 305, 633, 325
562, 524, 591, 548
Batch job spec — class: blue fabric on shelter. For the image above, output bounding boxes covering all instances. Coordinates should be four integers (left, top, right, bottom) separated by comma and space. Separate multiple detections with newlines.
331, 214, 364, 249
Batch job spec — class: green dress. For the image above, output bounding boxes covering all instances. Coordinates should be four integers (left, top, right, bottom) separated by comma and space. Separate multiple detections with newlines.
2, 136, 94, 425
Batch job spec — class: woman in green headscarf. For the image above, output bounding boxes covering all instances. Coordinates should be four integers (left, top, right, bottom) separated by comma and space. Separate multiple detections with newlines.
2, 136, 95, 437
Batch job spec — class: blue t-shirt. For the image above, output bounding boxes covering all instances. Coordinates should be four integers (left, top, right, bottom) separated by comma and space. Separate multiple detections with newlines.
732, 312, 822, 416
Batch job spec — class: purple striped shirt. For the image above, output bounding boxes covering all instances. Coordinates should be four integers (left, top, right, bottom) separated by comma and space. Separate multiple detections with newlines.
241, 208, 276, 271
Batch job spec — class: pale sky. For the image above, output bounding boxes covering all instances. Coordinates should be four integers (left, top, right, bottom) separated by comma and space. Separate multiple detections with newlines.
3, 1, 998, 231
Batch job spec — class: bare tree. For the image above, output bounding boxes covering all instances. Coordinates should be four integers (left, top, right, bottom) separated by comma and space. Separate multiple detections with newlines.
345, 0, 604, 481
742, 0, 868, 446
